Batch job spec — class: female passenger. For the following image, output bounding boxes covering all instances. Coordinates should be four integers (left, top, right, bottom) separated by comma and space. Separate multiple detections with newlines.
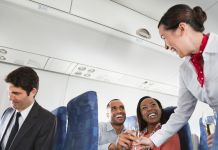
133, 96, 180, 150
134, 4, 218, 149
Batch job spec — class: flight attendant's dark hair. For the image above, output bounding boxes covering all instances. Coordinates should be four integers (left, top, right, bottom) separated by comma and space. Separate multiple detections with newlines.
158, 4, 207, 32
137, 96, 166, 131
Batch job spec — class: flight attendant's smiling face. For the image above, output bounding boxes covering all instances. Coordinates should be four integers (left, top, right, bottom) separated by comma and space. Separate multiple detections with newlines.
159, 23, 191, 58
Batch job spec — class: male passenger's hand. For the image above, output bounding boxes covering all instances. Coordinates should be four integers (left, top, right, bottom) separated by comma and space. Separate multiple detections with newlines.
207, 133, 214, 148
115, 130, 136, 150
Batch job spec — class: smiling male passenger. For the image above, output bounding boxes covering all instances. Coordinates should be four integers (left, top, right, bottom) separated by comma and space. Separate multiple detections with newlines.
0, 67, 57, 150
98, 99, 136, 150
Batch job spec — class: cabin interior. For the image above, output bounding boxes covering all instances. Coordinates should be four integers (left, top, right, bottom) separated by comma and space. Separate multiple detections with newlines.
0, 0, 218, 148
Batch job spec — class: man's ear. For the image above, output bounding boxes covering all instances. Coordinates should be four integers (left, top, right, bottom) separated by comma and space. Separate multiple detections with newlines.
30, 88, 37, 97
106, 113, 109, 118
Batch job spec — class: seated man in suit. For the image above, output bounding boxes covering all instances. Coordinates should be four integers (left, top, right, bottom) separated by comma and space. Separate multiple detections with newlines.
0, 67, 57, 150
98, 99, 136, 150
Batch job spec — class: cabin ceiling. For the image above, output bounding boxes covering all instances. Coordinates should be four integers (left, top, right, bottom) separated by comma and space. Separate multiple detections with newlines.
112, 0, 218, 34
1, 0, 216, 96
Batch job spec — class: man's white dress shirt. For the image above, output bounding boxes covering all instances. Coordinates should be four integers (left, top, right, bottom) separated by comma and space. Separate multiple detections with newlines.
150, 32, 218, 147
1, 102, 35, 150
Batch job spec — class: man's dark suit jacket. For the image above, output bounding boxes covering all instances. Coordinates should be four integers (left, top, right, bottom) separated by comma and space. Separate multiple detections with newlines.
0, 101, 57, 150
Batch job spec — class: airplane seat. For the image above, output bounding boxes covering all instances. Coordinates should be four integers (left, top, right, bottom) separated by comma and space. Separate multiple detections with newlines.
199, 118, 210, 150
51, 106, 67, 150
211, 107, 218, 150
191, 134, 199, 150
163, 107, 193, 150
62, 91, 98, 150
124, 116, 137, 129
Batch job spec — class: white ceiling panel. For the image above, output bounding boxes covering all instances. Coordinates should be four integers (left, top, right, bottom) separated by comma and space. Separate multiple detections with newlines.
117, 75, 145, 87
31, 0, 72, 12
163, 73, 179, 87
44, 58, 72, 73
0, 1, 183, 83
147, 91, 178, 108
71, 0, 164, 46
147, 82, 177, 96
112, 0, 218, 21
204, 2, 218, 35
165, 87, 179, 96
0, 47, 49, 69
65, 62, 78, 74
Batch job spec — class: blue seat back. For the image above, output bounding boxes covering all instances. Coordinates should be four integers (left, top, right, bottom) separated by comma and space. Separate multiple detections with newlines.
212, 107, 218, 150
199, 118, 209, 150
51, 106, 67, 150
163, 107, 193, 150
63, 91, 98, 150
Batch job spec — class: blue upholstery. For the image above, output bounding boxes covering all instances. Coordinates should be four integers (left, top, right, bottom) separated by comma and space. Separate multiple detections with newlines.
163, 107, 193, 150
211, 106, 218, 150
124, 116, 137, 129
51, 106, 67, 150
199, 118, 209, 150
63, 91, 98, 150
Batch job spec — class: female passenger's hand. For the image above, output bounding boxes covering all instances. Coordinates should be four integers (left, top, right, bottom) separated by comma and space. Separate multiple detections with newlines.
132, 137, 154, 149
207, 133, 214, 148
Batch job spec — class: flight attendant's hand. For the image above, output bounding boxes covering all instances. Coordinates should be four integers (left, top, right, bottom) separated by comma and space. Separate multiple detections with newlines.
207, 133, 214, 148
132, 136, 154, 149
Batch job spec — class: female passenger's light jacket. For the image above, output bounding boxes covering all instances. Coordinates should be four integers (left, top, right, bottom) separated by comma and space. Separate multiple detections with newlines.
150, 32, 218, 147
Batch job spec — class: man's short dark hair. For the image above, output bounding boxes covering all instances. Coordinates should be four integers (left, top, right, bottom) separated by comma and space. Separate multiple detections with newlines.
106, 99, 120, 110
5, 67, 39, 97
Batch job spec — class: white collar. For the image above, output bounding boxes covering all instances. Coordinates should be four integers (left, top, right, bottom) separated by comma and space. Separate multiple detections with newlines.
204, 32, 218, 53
184, 32, 218, 63
16, 101, 35, 121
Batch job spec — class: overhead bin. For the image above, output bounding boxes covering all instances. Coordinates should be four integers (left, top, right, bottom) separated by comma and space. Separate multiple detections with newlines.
0, 47, 49, 69
31, 0, 72, 12
70, 0, 164, 46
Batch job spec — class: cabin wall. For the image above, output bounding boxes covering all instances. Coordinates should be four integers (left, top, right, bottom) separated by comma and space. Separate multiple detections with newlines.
0, 62, 178, 121
0, 63, 69, 116
0, 62, 203, 139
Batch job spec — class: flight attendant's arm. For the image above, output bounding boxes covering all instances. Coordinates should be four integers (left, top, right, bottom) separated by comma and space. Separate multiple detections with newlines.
150, 69, 198, 147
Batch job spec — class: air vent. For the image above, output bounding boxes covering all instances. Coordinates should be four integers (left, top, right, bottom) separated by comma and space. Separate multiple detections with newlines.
74, 71, 82, 75
0, 49, 7, 54
0, 56, 6, 60
78, 66, 86, 71
136, 28, 151, 39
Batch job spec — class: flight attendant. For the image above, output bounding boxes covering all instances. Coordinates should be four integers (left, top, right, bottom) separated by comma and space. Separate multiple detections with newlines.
133, 4, 218, 149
